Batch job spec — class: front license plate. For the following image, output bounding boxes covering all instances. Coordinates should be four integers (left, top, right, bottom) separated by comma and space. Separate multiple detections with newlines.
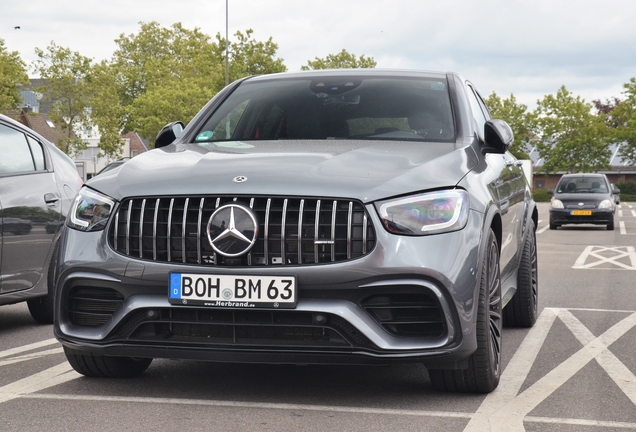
169, 273, 296, 308
570, 210, 592, 216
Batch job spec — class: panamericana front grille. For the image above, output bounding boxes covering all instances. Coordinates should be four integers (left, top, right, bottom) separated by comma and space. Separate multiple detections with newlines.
108, 196, 376, 266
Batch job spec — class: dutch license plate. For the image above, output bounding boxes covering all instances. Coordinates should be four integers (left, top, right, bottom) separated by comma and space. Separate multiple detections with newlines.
571, 210, 592, 216
169, 273, 296, 308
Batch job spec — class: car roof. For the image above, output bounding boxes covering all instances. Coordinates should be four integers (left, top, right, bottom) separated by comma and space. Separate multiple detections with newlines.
245, 69, 451, 83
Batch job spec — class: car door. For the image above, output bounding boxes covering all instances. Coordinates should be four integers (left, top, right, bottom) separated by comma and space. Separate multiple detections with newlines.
465, 83, 522, 280
0, 122, 61, 294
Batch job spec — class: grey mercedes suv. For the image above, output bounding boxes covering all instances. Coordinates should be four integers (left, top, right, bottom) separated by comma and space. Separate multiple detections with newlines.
54, 70, 538, 393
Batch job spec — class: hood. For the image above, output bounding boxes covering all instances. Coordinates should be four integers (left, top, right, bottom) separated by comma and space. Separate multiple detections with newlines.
87, 140, 478, 203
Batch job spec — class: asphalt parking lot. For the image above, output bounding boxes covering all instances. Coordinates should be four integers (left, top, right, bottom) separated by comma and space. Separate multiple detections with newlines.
1, 202, 636, 431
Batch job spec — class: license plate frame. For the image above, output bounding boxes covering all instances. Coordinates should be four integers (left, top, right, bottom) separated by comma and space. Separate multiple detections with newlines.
168, 273, 297, 309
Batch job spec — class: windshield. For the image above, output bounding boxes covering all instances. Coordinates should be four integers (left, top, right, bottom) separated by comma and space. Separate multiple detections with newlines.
556, 176, 608, 193
194, 76, 455, 143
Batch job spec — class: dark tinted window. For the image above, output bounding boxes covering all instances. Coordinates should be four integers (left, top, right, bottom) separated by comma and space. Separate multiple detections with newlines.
556, 176, 608, 193
0, 124, 36, 174
466, 85, 488, 138
195, 77, 455, 143
26, 136, 46, 171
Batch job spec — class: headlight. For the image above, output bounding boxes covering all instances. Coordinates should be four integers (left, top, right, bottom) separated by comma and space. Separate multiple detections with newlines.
67, 188, 116, 232
375, 190, 469, 235
551, 199, 564, 209
598, 199, 614, 209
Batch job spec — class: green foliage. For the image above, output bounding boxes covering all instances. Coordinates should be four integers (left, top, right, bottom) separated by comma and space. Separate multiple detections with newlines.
301, 49, 376, 70
613, 78, 636, 164
32, 43, 93, 156
484, 92, 537, 159
616, 180, 636, 195
107, 23, 285, 142
534, 86, 612, 174
214, 29, 287, 84
532, 189, 552, 202
0, 39, 30, 112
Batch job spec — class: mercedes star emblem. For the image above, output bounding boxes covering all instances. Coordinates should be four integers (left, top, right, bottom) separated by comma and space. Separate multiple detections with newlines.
207, 204, 258, 257
233, 176, 248, 183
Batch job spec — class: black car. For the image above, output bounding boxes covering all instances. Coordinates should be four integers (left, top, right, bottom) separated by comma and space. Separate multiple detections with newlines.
548, 173, 617, 230
0, 114, 83, 323
54, 70, 538, 393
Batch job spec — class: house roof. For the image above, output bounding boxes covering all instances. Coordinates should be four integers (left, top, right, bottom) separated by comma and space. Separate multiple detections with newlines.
17, 109, 74, 147
123, 131, 150, 153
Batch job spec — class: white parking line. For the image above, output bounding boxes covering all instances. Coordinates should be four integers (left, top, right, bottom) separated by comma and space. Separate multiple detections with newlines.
0, 348, 63, 367
0, 362, 79, 404
23, 393, 474, 419
0, 338, 59, 359
536, 224, 550, 234
621, 221, 627, 235
632, 210, 636, 217
619, 210, 624, 217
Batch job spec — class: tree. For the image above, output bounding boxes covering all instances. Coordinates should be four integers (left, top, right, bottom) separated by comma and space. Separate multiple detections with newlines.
213, 29, 287, 84
0, 39, 29, 112
32, 43, 93, 155
534, 86, 612, 174
301, 49, 376, 70
484, 92, 537, 159
102, 23, 286, 142
612, 78, 636, 164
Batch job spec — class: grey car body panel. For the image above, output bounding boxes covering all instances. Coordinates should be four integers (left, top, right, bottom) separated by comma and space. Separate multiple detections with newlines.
54, 70, 537, 367
88, 140, 479, 204
0, 114, 82, 305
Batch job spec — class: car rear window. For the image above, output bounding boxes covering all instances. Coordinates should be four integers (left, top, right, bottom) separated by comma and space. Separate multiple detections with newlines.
194, 77, 455, 143
556, 177, 608, 193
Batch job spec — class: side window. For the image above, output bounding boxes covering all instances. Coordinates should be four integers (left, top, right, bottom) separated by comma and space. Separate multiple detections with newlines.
26, 136, 46, 171
466, 85, 488, 139
0, 124, 36, 174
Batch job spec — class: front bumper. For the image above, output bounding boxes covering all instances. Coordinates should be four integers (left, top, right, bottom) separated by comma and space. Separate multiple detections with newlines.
549, 208, 614, 226
54, 209, 485, 368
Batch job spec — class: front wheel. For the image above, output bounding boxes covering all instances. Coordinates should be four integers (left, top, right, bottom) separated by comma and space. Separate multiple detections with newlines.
607, 220, 615, 231
428, 228, 502, 393
64, 347, 152, 378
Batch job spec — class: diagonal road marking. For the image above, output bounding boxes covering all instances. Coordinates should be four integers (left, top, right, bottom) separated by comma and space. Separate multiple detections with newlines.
0, 362, 80, 404
0, 348, 64, 367
573, 246, 636, 270
482, 310, 636, 431
0, 338, 59, 359
558, 310, 636, 406
464, 308, 558, 431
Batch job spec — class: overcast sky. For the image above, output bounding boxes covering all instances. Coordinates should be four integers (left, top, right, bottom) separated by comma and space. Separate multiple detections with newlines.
3, 0, 636, 108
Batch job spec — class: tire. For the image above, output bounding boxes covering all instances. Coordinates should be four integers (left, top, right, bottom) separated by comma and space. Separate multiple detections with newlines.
607, 220, 614, 231
64, 347, 152, 378
549, 223, 557, 230
429, 228, 503, 393
27, 238, 59, 324
504, 221, 538, 328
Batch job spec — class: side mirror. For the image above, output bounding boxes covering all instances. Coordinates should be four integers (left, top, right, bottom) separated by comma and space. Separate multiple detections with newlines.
155, 121, 185, 148
613, 188, 620, 195
483, 119, 513, 154
547, 190, 554, 195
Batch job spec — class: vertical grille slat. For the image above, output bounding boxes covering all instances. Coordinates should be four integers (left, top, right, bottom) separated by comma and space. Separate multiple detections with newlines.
330, 200, 337, 262
125, 201, 132, 256
347, 201, 353, 260
110, 195, 375, 267
139, 199, 146, 258
167, 198, 174, 262
297, 199, 304, 265
281, 199, 288, 265
153, 199, 159, 261
264, 198, 271, 265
